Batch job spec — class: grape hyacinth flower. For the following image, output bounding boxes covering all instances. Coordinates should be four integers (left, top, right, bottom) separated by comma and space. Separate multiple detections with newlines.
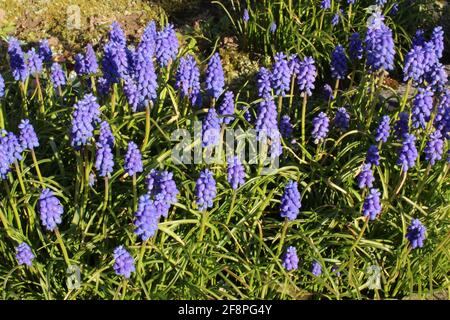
366, 145, 380, 166
175, 55, 201, 106
74, 54, 86, 75
155, 24, 179, 67
271, 52, 291, 96
311, 260, 322, 277
26, 49, 43, 76
320, 0, 331, 10
0, 74, 4, 98
365, 14, 395, 72
205, 53, 225, 100
227, 156, 245, 190
394, 112, 409, 140
70, 94, 100, 148
390, 2, 399, 15
331, 45, 348, 80
257, 67, 273, 99
109, 21, 126, 46
95, 143, 114, 178
425, 62, 448, 93
362, 188, 382, 220
323, 84, 334, 101
280, 180, 301, 221
423, 42, 438, 74
140, 21, 157, 57
282, 246, 299, 271
424, 131, 444, 166
146, 169, 179, 204
195, 169, 217, 211
431, 26, 444, 59
397, 133, 418, 172
406, 219, 426, 249
1, 131, 23, 164
84, 44, 99, 75
16, 243, 35, 267
349, 32, 364, 61
255, 99, 278, 137
412, 29, 425, 47
124, 141, 143, 176
311, 112, 330, 144
296, 56, 317, 97
375, 115, 390, 143
134, 194, 159, 241
376, 0, 387, 6
113, 246, 135, 278
331, 10, 342, 27
434, 91, 450, 137
102, 41, 129, 84
332, 264, 341, 277
50, 63, 66, 90
218, 91, 235, 124
39, 188, 63, 231
412, 88, 433, 129
280, 115, 293, 138
8, 37, 28, 82
357, 164, 375, 189
88, 173, 96, 187
270, 21, 277, 33
243, 9, 250, 22
202, 108, 221, 147
38, 39, 52, 65
403, 45, 425, 83
334, 107, 350, 131
18, 119, 39, 150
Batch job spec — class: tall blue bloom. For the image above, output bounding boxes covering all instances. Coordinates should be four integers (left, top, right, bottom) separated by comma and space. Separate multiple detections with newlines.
431, 26, 444, 59
8, 37, 28, 82
156, 24, 179, 67
270, 21, 277, 33
349, 32, 364, 61
257, 67, 272, 99
365, 14, 395, 71
26, 49, 43, 76
84, 44, 99, 75
124, 141, 143, 176
334, 107, 350, 131
311, 260, 322, 277
323, 84, 334, 101
423, 42, 438, 74
375, 115, 390, 143
331, 10, 342, 27
321, 0, 331, 10
434, 91, 450, 137
362, 188, 382, 220
412, 87, 433, 129
109, 21, 126, 46
205, 53, 225, 100
39, 188, 63, 231
113, 246, 135, 278
397, 133, 418, 171
146, 169, 179, 205
406, 219, 426, 249
50, 63, 66, 90
195, 169, 217, 211
1, 131, 23, 164
18, 119, 39, 150
280, 115, 293, 138
366, 145, 380, 166
0, 74, 4, 98
202, 108, 221, 147
394, 112, 409, 140
140, 21, 157, 57
255, 99, 278, 136
403, 46, 425, 83
271, 52, 291, 96
412, 29, 425, 47
102, 41, 129, 83
95, 122, 114, 177
282, 246, 299, 271
424, 131, 444, 166
425, 62, 448, 93
38, 39, 53, 65
70, 94, 100, 148
227, 156, 245, 190
280, 180, 301, 221
243, 9, 250, 22
357, 164, 375, 189
16, 243, 35, 267
218, 91, 235, 124
74, 53, 86, 75
134, 194, 160, 240
176, 55, 201, 106
311, 112, 330, 144
331, 45, 348, 80
296, 56, 316, 97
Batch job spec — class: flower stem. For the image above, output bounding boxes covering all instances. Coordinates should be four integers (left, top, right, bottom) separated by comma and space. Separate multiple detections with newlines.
2, 180, 22, 233
31, 149, 44, 184
226, 190, 237, 224
141, 102, 151, 152
132, 173, 137, 212
199, 209, 208, 241
277, 219, 289, 256
301, 94, 308, 160
103, 176, 109, 213
14, 160, 27, 195
35, 75, 45, 115
55, 228, 71, 267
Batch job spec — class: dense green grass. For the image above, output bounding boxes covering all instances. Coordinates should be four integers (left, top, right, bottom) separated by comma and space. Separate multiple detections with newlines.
0, 2, 449, 300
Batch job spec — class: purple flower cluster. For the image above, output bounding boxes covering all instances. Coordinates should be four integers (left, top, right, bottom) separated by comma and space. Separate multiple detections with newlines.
70, 94, 101, 148
394, 112, 409, 140
202, 108, 221, 147
15, 243, 35, 267
218, 91, 235, 124
331, 45, 348, 80
0, 74, 4, 98
156, 24, 179, 67
271, 53, 291, 96
397, 133, 418, 172
406, 219, 426, 249
75, 44, 98, 76
434, 91, 450, 137
257, 67, 272, 99
50, 63, 66, 90
362, 188, 382, 220
146, 169, 179, 206
296, 56, 317, 97
124, 141, 143, 176
357, 164, 374, 189
280, 180, 301, 221
227, 156, 245, 190
8, 37, 29, 81
38, 39, 53, 65
113, 246, 135, 278
175, 54, 201, 106
26, 49, 43, 76
0, 131, 23, 179
195, 169, 217, 211
282, 246, 299, 271
365, 14, 395, 71
134, 194, 160, 240
366, 145, 380, 166
39, 188, 63, 231
349, 32, 364, 61
375, 115, 390, 143
280, 115, 293, 138
205, 53, 225, 100
18, 119, 39, 150
323, 84, 334, 101
311, 112, 330, 144
95, 121, 114, 177
334, 107, 350, 131
311, 260, 322, 277
403, 46, 425, 83
412, 88, 433, 129
424, 131, 444, 166
431, 26, 444, 59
